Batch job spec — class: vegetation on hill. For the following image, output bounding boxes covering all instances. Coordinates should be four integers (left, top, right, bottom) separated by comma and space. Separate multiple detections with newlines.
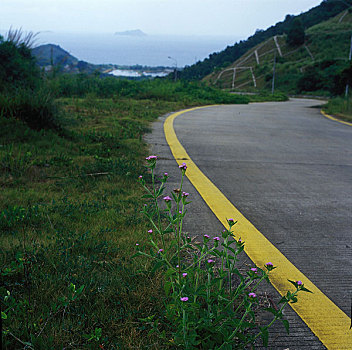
32, 44, 79, 67
286, 18, 306, 46
179, 0, 351, 81
205, 9, 352, 96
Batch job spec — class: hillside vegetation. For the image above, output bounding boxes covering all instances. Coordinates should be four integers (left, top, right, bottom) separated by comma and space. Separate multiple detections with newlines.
205, 9, 352, 95
179, 0, 351, 82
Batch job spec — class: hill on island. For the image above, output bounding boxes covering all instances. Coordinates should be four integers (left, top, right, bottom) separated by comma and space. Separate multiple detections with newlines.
115, 29, 147, 37
32, 44, 78, 67
31, 44, 113, 74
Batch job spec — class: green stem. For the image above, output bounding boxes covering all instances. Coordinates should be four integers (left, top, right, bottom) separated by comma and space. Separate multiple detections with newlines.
207, 270, 212, 314
151, 168, 165, 251
182, 308, 187, 348
229, 305, 250, 341
177, 172, 185, 280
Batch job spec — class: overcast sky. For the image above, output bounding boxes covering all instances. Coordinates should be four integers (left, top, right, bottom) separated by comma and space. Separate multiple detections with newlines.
2, 0, 323, 37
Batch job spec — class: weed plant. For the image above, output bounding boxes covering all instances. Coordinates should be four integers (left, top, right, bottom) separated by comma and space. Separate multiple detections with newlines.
136, 157, 311, 349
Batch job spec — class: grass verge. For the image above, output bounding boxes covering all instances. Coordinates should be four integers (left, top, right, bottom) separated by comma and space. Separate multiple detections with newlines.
1, 96, 197, 349
323, 96, 352, 123
1, 80, 287, 348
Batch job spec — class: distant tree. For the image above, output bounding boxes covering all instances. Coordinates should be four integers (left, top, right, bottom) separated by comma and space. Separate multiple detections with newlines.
286, 18, 305, 46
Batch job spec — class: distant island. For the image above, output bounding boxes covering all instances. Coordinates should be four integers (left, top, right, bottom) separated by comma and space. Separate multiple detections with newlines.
114, 29, 147, 37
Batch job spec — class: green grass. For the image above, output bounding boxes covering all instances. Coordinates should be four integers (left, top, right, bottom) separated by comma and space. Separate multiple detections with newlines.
0, 72, 289, 348
0, 95, 204, 349
323, 96, 352, 123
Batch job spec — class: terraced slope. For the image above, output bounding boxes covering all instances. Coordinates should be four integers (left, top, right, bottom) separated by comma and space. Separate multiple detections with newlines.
205, 10, 352, 94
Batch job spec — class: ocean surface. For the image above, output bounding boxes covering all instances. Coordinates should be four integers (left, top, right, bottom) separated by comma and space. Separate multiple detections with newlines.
32, 32, 240, 67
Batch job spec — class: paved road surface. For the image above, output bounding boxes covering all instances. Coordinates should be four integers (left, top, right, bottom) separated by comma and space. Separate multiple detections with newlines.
146, 99, 352, 348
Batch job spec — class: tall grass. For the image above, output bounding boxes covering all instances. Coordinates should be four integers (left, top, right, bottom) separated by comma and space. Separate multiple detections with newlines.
47, 74, 250, 104
324, 96, 352, 122
0, 87, 60, 130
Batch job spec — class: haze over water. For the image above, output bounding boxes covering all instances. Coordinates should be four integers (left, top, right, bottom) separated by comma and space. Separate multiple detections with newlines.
34, 31, 241, 67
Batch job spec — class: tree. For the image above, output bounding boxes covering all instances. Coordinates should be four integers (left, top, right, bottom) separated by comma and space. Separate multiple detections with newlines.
286, 18, 305, 46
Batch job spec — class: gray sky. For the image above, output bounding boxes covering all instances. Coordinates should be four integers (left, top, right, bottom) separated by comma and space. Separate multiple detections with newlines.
2, 0, 323, 37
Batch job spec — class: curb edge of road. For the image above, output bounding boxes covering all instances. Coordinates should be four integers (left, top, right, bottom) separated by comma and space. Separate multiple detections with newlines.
164, 105, 352, 350
321, 109, 352, 127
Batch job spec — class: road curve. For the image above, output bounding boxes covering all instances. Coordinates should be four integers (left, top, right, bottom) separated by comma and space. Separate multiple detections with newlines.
147, 99, 352, 349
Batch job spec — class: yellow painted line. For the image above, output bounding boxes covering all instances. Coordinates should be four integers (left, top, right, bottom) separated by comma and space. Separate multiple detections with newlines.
321, 109, 352, 127
164, 106, 352, 349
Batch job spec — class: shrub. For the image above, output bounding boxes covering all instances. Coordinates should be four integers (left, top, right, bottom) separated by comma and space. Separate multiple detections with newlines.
286, 19, 305, 46
0, 87, 60, 130
0, 30, 40, 91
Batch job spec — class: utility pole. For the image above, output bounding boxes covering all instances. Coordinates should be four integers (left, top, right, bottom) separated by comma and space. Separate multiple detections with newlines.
272, 53, 276, 95
345, 32, 352, 97
168, 56, 177, 82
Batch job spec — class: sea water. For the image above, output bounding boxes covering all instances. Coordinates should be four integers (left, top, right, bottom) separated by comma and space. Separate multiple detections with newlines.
33, 31, 240, 68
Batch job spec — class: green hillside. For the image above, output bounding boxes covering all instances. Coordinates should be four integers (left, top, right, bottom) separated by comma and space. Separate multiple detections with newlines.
179, 0, 351, 81
205, 10, 352, 95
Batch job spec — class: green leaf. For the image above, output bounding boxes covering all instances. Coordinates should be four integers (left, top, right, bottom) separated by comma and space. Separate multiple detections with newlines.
260, 328, 269, 347
288, 279, 298, 288
142, 194, 153, 199
1, 311, 7, 320
165, 268, 176, 277
130, 252, 143, 259
282, 319, 290, 334
224, 246, 237, 255
151, 260, 164, 273
156, 186, 165, 197
290, 296, 298, 304
76, 285, 85, 295
300, 286, 313, 293
278, 295, 288, 304
212, 249, 223, 257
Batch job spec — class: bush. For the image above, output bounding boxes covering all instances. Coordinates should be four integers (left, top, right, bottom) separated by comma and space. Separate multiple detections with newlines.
286, 19, 305, 47
0, 31, 40, 90
0, 87, 60, 130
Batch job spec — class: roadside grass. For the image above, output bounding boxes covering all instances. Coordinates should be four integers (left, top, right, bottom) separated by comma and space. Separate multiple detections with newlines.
1, 97, 199, 349
323, 96, 352, 123
1, 79, 288, 348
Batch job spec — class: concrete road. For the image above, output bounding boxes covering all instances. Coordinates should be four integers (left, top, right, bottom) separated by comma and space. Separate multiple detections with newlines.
146, 99, 352, 348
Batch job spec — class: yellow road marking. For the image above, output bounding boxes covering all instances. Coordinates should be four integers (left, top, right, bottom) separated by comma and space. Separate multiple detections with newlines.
321, 110, 352, 127
164, 106, 352, 349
